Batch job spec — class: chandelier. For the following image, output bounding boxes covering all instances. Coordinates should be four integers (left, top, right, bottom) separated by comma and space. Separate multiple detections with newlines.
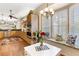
40, 3, 55, 16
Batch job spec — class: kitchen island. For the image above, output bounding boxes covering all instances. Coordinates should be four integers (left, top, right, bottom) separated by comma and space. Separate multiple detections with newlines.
0, 29, 21, 39
0, 29, 34, 45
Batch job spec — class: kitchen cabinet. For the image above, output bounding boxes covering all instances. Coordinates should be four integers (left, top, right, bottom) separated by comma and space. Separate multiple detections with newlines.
26, 10, 39, 38
0, 31, 4, 39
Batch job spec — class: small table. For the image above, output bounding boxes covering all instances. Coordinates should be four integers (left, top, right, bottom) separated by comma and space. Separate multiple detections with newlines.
24, 43, 61, 56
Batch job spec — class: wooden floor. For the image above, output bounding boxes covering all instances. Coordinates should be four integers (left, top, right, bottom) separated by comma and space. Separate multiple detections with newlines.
0, 37, 29, 56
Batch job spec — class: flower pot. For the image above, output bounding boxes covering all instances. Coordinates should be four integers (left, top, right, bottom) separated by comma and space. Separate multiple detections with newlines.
40, 42, 43, 46
39, 37, 44, 46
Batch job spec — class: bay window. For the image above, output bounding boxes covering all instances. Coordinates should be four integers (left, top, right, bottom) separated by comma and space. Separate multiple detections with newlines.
42, 15, 51, 38
52, 9, 68, 40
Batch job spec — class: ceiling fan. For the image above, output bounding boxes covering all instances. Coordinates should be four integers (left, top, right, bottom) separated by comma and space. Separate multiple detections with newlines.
9, 10, 18, 19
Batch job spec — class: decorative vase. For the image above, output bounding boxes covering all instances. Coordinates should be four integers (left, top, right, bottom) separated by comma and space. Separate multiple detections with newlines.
39, 32, 46, 46
40, 37, 44, 46
40, 40, 44, 46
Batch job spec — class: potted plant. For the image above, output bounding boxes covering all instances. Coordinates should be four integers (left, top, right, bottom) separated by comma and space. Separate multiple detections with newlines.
33, 31, 39, 42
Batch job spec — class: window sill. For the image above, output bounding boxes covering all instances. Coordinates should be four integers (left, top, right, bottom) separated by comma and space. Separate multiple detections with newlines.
48, 39, 79, 50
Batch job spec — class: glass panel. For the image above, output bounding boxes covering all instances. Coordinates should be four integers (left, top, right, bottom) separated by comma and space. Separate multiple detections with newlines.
52, 9, 68, 40
69, 4, 79, 48
42, 15, 51, 38
52, 13, 59, 38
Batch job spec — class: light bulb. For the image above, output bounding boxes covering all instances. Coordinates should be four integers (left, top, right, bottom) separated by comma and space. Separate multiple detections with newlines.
49, 8, 53, 12
51, 11, 55, 14
43, 13, 46, 16
45, 8, 48, 12
40, 10, 43, 14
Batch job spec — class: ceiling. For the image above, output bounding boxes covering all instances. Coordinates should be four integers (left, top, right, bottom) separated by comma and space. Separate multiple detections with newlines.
48, 3, 71, 10
41, 3, 72, 13
0, 3, 72, 22
0, 3, 42, 20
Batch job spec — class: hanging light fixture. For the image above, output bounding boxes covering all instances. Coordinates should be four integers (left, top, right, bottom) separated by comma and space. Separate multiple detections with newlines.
40, 3, 55, 16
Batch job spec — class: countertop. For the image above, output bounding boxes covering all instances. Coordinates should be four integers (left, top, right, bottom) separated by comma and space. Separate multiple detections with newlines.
0, 29, 21, 31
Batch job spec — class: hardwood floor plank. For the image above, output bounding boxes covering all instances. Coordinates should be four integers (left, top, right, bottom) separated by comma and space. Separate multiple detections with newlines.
0, 37, 29, 56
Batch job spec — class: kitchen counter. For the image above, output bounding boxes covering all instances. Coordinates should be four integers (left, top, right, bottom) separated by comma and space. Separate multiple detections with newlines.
0, 30, 34, 45
0, 29, 21, 31
0, 29, 21, 39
